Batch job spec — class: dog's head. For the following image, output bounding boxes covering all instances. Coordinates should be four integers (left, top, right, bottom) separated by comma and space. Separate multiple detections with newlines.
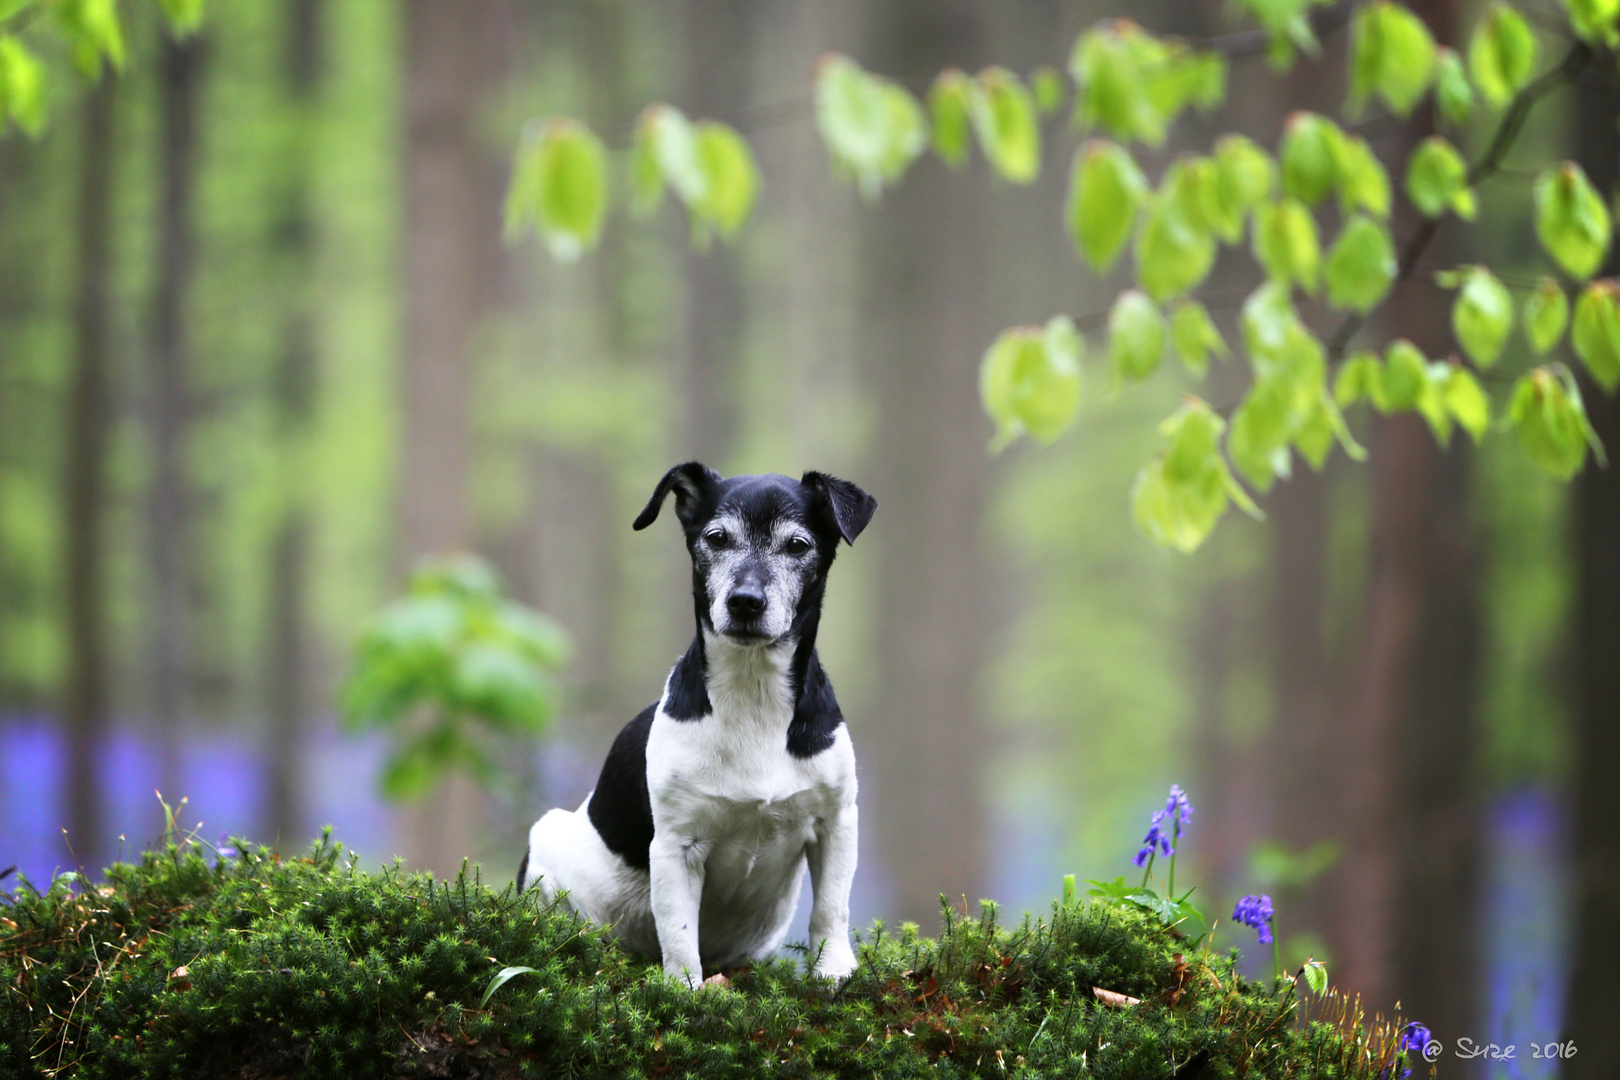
633, 463, 876, 644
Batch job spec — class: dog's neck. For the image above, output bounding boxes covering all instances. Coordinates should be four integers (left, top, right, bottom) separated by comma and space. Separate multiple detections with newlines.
701, 630, 795, 721
662, 601, 824, 726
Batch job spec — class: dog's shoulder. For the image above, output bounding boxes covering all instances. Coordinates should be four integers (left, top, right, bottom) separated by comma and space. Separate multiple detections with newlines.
787, 649, 844, 759
585, 704, 658, 870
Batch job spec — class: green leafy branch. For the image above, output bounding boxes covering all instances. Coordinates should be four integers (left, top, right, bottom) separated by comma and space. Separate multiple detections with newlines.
0, 0, 205, 138
340, 555, 571, 801
504, 0, 1620, 552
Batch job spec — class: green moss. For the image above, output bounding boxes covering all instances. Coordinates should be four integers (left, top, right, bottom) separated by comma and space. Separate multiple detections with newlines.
2, 833, 1394, 1078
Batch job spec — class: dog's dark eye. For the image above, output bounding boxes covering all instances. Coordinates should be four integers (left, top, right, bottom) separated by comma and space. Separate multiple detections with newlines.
783, 536, 812, 556
704, 528, 730, 548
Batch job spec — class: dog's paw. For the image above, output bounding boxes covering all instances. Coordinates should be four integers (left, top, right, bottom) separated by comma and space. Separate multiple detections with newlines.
811, 944, 856, 981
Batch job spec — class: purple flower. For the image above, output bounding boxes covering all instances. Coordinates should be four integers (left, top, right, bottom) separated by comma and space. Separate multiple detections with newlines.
1398, 1022, 1431, 1055
1232, 894, 1274, 944
1133, 819, 1174, 866
1167, 784, 1194, 828
1133, 785, 1194, 866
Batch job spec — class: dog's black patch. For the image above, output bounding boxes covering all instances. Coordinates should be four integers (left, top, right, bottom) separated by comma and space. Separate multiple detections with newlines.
787, 649, 844, 758
663, 637, 711, 721
515, 850, 529, 892
587, 705, 658, 870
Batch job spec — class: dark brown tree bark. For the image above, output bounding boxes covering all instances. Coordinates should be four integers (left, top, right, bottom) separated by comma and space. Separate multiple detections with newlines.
62, 79, 118, 871
1312, 8, 1484, 1053
398, 0, 511, 877
857, 0, 995, 929
1563, 63, 1620, 1080
150, 32, 206, 802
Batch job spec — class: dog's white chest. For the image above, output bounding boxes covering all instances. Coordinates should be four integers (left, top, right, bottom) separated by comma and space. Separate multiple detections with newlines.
646, 706, 853, 848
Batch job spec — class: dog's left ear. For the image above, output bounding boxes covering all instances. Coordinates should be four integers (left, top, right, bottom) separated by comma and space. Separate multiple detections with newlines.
802, 471, 877, 545
634, 462, 721, 531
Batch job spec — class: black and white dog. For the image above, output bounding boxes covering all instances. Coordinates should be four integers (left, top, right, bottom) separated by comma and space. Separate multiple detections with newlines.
518, 463, 875, 988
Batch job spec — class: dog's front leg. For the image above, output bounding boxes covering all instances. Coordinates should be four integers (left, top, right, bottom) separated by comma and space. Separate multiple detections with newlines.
649, 833, 706, 988
806, 803, 858, 979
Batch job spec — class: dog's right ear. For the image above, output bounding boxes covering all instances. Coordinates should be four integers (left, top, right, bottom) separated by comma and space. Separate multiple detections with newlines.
633, 462, 721, 531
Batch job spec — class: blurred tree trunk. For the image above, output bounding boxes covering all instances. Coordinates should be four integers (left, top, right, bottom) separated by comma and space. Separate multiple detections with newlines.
63, 79, 117, 869
150, 32, 205, 803
1329, 2, 1481, 1047
857, 0, 993, 929
1563, 67, 1620, 1080
398, 0, 509, 877
678, 0, 752, 467
266, 0, 322, 849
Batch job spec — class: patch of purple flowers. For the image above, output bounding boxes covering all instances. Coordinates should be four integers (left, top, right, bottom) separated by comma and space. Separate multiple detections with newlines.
1398, 1022, 1431, 1054
1133, 784, 1195, 867
1232, 893, 1274, 944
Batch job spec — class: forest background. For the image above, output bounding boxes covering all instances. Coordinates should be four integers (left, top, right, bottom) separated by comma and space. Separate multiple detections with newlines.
1, 1, 1616, 1077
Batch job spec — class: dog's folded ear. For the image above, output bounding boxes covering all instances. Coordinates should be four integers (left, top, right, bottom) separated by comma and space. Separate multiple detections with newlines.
633, 462, 722, 531
802, 471, 877, 545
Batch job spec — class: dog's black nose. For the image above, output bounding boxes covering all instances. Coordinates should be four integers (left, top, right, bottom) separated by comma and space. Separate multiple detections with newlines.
726, 587, 766, 618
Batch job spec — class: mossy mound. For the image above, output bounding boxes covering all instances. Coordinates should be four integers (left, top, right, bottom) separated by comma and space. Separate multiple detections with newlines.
3, 833, 1394, 1078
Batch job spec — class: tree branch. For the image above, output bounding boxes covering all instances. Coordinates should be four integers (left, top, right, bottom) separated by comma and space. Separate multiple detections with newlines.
1325, 41, 1593, 361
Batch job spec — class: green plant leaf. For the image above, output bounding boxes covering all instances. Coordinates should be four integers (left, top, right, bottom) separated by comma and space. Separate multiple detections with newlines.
1030, 65, 1065, 115
481, 966, 539, 1008
1235, 0, 1331, 69
1108, 290, 1166, 382
0, 35, 44, 136
1534, 162, 1612, 282
980, 316, 1084, 450
689, 121, 760, 244
1136, 163, 1217, 302
1061, 873, 1079, 906
1324, 213, 1396, 313
1573, 280, 1620, 392
56, 0, 125, 75
1563, 0, 1620, 46
1449, 265, 1514, 367
1303, 960, 1329, 996
1335, 134, 1391, 219
1228, 375, 1298, 492
1253, 198, 1321, 293
1171, 298, 1228, 376
1445, 365, 1491, 442
1133, 398, 1255, 553
1416, 361, 1458, 446
970, 67, 1040, 183
1348, 0, 1437, 118
1468, 4, 1536, 108
1405, 136, 1476, 220
1280, 111, 1343, 206
156, 0, 204, 35
1434, 47, 1474, 125
1335, 350, 1382, 406
1068, 139, 1149, 273
815, 54, 926, 200
1240, 281, 1307, 366
928, 70, 973, 168
1508, 365, 1604, 477
1071, 20, 1223, 146
1378, 339, 1428, 412
505, 119, 608, 263
1524, 277, 1571, 354
1213, 133, 1276, 227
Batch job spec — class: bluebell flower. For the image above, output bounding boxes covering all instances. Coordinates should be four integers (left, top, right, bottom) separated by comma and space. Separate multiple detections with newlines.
1168, 784, 1194, 827
1398, 1022, 1431, 1055
1232, 894, 1274, 944
1133, 819, 1174, 866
